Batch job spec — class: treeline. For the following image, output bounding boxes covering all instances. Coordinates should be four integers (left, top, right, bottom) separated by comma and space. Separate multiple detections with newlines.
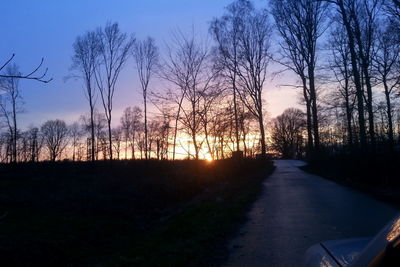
1, 0, 400, 162
269, 0, 400, 159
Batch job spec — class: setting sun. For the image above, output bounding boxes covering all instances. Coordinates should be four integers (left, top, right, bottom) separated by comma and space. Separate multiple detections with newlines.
205, 154, 214, 162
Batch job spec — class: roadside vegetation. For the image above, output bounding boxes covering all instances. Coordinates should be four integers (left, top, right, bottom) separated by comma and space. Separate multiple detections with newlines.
301, 151, 400, 207
0, 159, 274, 266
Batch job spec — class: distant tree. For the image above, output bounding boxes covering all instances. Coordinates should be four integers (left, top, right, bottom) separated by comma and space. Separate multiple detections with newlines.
120, 106, 142, 159
69, 122, 83, 161
133, 37, 158, 160
271, 108, 306, 159
112, 126, 123, 160
26, 126, 41, 162
94, 22, 134, 160
147, 112, 171, 160
120, 107, 132, 159
71, 30, 100, 162
41, 119, 69, 161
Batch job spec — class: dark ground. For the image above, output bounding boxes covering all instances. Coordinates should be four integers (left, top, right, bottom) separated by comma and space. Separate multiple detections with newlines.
0, 159, 274, 266
224, 160, 399, 267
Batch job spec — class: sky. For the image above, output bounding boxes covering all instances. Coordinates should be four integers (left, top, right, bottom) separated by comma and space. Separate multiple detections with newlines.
1, 0, 299, 129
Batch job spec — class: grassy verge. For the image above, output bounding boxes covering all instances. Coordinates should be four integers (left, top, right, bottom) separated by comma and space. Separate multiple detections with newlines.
0, 159, 274, 266
300, 153, 400, 208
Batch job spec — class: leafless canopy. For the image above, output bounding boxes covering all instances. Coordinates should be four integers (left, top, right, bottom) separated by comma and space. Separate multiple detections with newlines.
94, 22, 135, 160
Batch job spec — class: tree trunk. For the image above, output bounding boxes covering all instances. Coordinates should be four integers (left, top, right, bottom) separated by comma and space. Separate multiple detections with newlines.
258, 107, 267, 158
12, 100, 17, 163
383, 77, 394, 147
308, 67, 320, 150
90, 105, 95, 162
302, 78, 314, 152
107, 118, 113, 160
144, 92, 148, 160
233, 77, 240, 152
131, 133, 136, 159
345, 89, 353, 149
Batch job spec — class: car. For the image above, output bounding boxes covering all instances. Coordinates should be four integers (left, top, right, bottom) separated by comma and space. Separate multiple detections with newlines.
304, 214, 400, 266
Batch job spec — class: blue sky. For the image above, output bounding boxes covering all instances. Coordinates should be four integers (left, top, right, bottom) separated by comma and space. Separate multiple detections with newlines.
1, 0, 298, 129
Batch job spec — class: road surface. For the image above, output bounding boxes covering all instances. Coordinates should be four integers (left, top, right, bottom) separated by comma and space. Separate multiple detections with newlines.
224, 160, 399, 267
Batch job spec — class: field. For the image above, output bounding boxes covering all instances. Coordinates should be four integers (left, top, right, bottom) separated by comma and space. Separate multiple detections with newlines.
0, 159, 274, 266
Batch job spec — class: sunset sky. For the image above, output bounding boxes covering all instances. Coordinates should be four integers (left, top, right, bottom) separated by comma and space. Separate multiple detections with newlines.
1, 0, 299, 129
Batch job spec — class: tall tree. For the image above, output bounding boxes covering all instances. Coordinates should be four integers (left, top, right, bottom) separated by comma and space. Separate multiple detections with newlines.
71, 30, 100, 162
271, 0, 328, 152
321, 0, 377, 150
235, 2, 272, 157
350, 0, 382, 149
373, 21, 400, 147
133, 37, 158, 160
0, 64, 23, 163
210, 0, 253, 153
94, 22, 134, 160
329, 25, 356, 149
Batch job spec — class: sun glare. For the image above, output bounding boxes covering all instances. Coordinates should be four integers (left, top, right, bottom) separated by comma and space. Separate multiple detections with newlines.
205, 154, 213, 162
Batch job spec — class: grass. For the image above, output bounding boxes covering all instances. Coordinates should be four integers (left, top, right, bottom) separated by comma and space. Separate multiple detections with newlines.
0, 159, 274, 266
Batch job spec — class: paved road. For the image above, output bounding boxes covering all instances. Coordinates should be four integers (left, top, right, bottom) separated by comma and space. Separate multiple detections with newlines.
224, 160, 399, 267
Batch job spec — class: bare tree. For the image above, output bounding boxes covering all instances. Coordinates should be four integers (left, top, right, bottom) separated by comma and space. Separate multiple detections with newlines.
320, 0, 381, 151
147, 115, 171, 159
234, 3, 272, 157
210, 0, 253, 153
328, 24, 356, 149
0, 54, 51, 82
351, 0, 382, 149
120, 106, 143, 159
112, 126, 123, 159
71, 30, 100, 162
161, 30, 215, 160
41, 119, 69, 161
120, 107, 132, 159
82, 111, 108, 160
271, 0, 328, 152
0, 64, 24, 163
94, 22, 134, 160
373, 21, 400, 147
69, 122, 83, 161
26, 126, 41, 162
133, 37, 158, 160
